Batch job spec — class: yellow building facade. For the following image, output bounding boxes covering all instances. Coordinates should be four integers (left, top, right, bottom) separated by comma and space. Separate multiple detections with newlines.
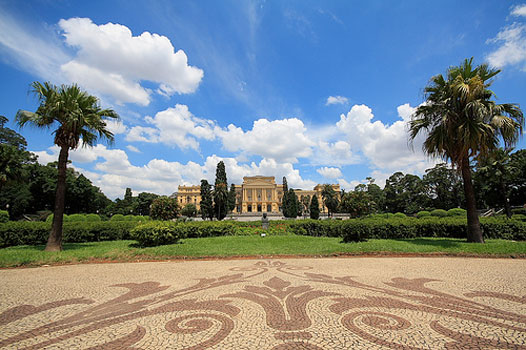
175, 176, 340, 214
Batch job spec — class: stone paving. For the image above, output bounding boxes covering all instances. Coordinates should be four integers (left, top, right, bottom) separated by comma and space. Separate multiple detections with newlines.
0, 257, 525, 349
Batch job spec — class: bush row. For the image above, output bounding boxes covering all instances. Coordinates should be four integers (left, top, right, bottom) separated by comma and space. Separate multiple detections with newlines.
2, 216, 525, 248
0, 221, 139, 248
289, 217, 526, 242
45, 213, 150, 223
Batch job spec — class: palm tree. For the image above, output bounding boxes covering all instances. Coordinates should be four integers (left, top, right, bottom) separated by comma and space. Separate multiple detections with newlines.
409, 58, 524, 242
16, 82, 119, 251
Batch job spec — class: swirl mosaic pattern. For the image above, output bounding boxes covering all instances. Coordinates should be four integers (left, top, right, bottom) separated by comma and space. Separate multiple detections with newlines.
1, 259, 525, 349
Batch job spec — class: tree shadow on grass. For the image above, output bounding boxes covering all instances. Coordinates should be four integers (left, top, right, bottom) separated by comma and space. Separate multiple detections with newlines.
12, 243, 101, 252
395, 238, 464, 249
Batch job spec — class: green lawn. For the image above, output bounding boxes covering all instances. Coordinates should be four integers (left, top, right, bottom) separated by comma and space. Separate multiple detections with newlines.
1, 236, 525, 268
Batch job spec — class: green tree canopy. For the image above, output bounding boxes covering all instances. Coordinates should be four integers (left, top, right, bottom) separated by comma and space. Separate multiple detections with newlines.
16, 82, 119, 251
409, 58, 524, 242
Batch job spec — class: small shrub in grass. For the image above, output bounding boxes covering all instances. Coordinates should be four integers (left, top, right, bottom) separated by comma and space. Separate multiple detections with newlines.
0, 210, 9, 223
430, 209, 448, 217
110, 214, 125, 221
447, 208, 466, 217
393, 212, 407, 218
416, 211, 431, 218
85, 214, 102, 222
46, 213, 72, 222
131, 221, 180, 247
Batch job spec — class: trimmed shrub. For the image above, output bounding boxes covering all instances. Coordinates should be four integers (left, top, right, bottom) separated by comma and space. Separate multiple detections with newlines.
68, 214, 86, 222
447, 208, 467, 217
85, 214, 102, 222
512, 208, 526, 215
110, 214, 125, 221
430, 209, 448, 217
416, 211, 431, 218
0, 210, 9, 223
131, 221, 181, 247
393, 212, 407, 218
0, 221, 138, 247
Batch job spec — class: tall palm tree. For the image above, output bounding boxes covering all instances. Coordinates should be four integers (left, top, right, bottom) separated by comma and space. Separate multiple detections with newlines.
409, 58, 523, 243
16, 82, 119, 251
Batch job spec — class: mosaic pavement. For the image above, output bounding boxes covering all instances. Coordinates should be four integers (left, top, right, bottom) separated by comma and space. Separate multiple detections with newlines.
0, 257, 525, 349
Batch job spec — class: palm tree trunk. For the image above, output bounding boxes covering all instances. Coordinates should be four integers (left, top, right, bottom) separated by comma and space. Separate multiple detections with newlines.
460, 158, 484, 243
45, 145, 69, 251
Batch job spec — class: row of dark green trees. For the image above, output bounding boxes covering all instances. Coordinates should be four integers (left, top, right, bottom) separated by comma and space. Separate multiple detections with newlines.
0, 57, 524, 249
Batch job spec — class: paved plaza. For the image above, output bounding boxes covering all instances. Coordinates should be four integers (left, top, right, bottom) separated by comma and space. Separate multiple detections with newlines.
1, 257, 525, 349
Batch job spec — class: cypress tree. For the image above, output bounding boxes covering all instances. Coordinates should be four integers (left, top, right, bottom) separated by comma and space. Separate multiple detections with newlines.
213, 161, 228, 220
310, 195, 320, 219
227, 183, 236, 212
200, 179, 214, 220
281, 176, 289, 216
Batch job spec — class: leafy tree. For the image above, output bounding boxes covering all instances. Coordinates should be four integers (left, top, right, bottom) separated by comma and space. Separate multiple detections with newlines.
136, 192, 159, 216
150, 196, 179, 220
16, 82, 118, 250
384, 172, 427, 214
0, 116, 35, 191
111, 188, 138, 215
423, 163, 464, 210
509, 149, 526, 206
200, 179, 214, 220
475, 148, 517, 218
181, 203, 197, 217
365, 177, 385, 213
310, 195, 320, 219
341, 190, 373, 218
321, 184, 339, 217
227, 183, 236, 213
409, 58, 524, 242
213, 161, 228, 220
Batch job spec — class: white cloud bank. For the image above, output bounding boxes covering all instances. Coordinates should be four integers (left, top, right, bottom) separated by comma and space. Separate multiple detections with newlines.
33, 144, 316, 199
59, 18, 204, 105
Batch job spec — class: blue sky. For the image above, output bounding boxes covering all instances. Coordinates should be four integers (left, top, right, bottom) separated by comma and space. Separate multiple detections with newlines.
1, 1, 525, 199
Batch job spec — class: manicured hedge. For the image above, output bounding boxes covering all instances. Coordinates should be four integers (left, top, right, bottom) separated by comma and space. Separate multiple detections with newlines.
0, 221, 139, 248
0, 210, 9, 223
2, 216, 525, 248
289, 217, 526, 242
131, 221, 181, 247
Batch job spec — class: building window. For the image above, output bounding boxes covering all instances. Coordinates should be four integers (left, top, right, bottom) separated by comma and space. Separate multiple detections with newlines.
248, 205, 252, 212
267, 204, 272, 212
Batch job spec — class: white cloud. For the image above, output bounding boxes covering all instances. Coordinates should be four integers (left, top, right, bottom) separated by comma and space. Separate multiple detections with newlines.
127, 104, 216, 150
326, 95, 348, 105
0, 10, 69, 81
336, 103, 435, 172
59, 18, 203, 105
511, 4, 526, 17
217, 118, 314, 162
317, 167, 342, 179
314, 140, 360, 166
486, 23, 526, 69
105, 119, 128, 135
126, 145, 141, 153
